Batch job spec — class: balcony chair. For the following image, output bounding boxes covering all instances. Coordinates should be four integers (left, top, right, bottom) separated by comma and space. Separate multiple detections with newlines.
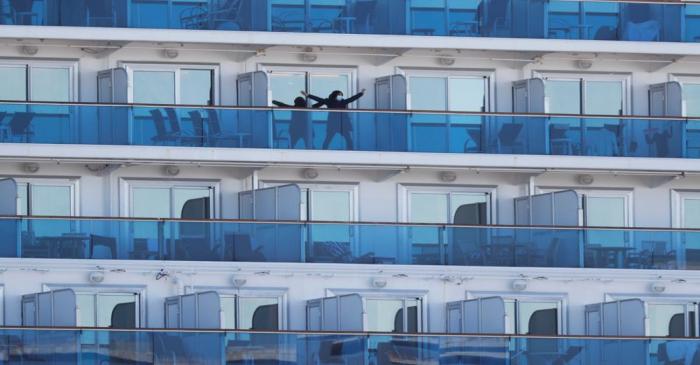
549, 123, 573, 155
164, 108, 205, 146
227, 233, 265, 262
188, 110, 241, 147
149, 109, 202, 146
496, 122, 524, 153
89, 234, 117, 259
9, 0, 38, 25
7, 112, 34, 142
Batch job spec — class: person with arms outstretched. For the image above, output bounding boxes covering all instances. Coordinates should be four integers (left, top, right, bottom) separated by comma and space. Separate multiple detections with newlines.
272, 96, 323, 149
301, 89, 365, 150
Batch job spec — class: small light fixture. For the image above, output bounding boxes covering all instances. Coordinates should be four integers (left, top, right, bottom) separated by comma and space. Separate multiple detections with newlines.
577, 174, 594, 186
512, 279, 528, 291
371, 278, 387, 288
20, 45, 38, 56
22, 162, 39, 174
88, 271, 105, 284
162, 49, 179, 59
437, 56, 456, 66
651, 282, 666, 293
575, 59, 593, 70
231, 276, 247, 288
164, 165, 180, 176
302, 168, 319, 180
300, 47, 317, 63
439, 171, 457, 183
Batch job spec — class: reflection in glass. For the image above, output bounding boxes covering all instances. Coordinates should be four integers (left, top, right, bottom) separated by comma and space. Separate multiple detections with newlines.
518, 301, 558, 335
684, 199, 700, 229
181, 69, 213, 105
133, 71, 175, 104
366, 299, 403, 332
648, 304, 686, 337
0, 66, 27, 101
31, 68, 71, 102
238, 297, 279, 330
686, 84, 700, 118
546, 80, 580, 114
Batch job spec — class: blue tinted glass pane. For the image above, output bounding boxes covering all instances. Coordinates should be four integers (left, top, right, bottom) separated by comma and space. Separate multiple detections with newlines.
0, 66, 27, 101
133, 71, 175, 104
546, 80, 580, 114
130, 1, 169, 28
686, 84, 700, 117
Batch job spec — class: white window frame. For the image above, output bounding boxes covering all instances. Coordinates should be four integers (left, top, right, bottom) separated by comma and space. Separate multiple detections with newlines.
533, 71, 631, 115
398, 67, 495, 112
467, 290, 568, 335
399, 184, 496, 224
260, 181, 359, 222
121, 62, 220, 105
671, 190, 700, 228
43, 283, 146, 328
0, 59, 78, 102
259, 64, 358, 107
607, 293, 700, 337
536, 187, 633, 227
14, 177, 80, 216
327, 288, 429, 333
186, 286, 288, 330
670, 74, 700, 117
119, 178, 220, 219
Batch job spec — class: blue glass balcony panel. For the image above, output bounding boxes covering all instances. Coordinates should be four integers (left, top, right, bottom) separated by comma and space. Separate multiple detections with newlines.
1, 328, 700, 363
0, 103, 696, 159
4, 217, 700, 271
0, 103, 700, 158
1, 0, 699, 43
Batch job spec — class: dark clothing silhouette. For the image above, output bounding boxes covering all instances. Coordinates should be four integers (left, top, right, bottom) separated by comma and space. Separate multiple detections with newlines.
272, 97, 322, 149
306, 90, 364, 150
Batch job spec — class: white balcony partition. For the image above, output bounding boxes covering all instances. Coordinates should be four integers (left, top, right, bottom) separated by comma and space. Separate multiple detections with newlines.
22, 289, 77, 327
238, 184, 301, 221
512, 78, 545, 113
165, 291, 222, 329
237, 71, 269, 107
447, 297, 507, 334
514, 190, 579, 226
375, 75, 407, 110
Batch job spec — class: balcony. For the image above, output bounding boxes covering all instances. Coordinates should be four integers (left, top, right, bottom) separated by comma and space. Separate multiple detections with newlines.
2, 216, 700, 270
1, 102, 699, 159
1, 0, 699, 43
0, 328, 697, 363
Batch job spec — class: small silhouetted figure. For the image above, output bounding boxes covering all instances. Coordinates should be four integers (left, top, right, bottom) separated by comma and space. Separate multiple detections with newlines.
272, 96, 323, 149
302, 89, 365, 150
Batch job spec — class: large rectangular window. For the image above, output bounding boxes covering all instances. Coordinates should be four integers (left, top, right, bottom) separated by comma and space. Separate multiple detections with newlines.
404, 69, 492, 152
265, 66, 356, 149
0, 62, 75, 102
365, 297, 422, 333
403, 186, 491, 265
124, 63, 218, 105
220, 295, 281, 330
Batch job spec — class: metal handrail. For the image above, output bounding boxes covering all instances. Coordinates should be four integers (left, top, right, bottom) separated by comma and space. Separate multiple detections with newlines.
1, 100, 697, 121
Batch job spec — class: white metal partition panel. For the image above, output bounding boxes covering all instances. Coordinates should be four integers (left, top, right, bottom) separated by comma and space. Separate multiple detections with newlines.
589, 299, 647, 337
307, 294, 365, 331
238, 184, 302, 221
165, 291, 222, 329
512, 78, 545, 113
448, 297, 506, 334
649, 82, 683, 117
514, 190, 579, 226
277, 184, 302, 221
22, 289, 77, 327
339, 294, 364, 332
237, 71, 269, 107
552, 190, 579, 226
97, 68, 128, 103
619, 299, 646, 336
375, 75, 407, 110
0, 178, 17, 215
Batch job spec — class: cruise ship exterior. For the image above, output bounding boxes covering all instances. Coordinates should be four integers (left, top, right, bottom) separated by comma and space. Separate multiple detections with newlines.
0, 0, 700, 363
